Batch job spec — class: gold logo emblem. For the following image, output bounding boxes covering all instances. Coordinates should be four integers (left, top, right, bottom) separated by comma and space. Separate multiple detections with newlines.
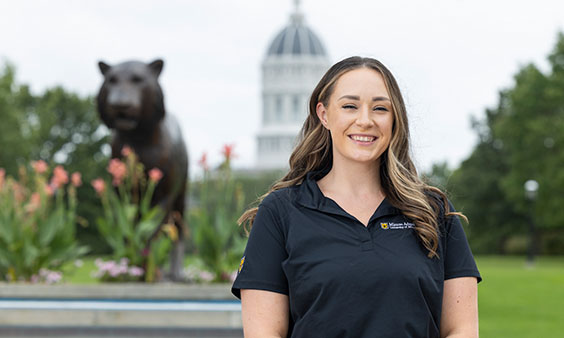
238, 256, 245, 273
381, 223, 389, 230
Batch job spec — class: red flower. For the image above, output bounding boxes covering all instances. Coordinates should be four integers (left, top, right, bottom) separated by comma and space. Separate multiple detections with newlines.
198, 153, 209, 171
148, 168, 163, 183
107, 159, 127, 186
221, 143, 236, 161
91, 178, 106, 196
31, 160, 48, 174
71, 172, 82, 187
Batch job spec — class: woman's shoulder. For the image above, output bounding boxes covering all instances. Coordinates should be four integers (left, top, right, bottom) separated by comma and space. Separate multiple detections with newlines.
260, 185, 300, 209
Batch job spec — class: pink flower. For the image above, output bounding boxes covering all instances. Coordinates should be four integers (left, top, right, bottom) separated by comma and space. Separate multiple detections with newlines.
31, 160, 48, 174
148, 168, 163, 183
38, 268, 62, 284
91, 178, 106, 195
128, 266, 144, 277
221, 143, 236, 161
71, 172, 82, 187
121, 145, 133, 157
198, 153, 209, 171
107, 159, 127, 186
50, 165, 69, 189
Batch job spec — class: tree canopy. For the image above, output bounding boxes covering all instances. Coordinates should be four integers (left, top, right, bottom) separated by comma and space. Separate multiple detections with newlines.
0, 62, 110, 252
448, 33, 564, 254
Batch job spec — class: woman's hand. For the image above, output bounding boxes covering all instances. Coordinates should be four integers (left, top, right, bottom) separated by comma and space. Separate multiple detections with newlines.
440, 277, 479, 338
241, 289, 290, 338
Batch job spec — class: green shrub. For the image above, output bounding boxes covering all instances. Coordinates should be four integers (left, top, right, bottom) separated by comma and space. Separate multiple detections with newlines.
0, 162, 88, 282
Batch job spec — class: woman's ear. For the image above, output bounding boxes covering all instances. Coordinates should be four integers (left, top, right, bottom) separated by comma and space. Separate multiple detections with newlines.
316, 102, 329, 129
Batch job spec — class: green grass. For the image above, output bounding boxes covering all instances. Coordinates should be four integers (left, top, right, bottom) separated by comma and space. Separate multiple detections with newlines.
62, 256, 103, 284
476, 256, 564, 338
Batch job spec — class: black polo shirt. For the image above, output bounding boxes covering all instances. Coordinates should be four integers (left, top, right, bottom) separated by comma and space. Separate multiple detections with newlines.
232, 171, 481, 338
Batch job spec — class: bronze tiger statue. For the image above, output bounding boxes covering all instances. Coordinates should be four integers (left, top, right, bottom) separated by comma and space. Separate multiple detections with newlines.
97, 59, 188, 281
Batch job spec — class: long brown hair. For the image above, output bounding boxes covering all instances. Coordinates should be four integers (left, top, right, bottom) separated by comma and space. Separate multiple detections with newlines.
239, 56, 464, 258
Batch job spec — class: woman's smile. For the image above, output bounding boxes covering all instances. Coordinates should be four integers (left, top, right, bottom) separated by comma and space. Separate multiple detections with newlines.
348, 134, 378, 145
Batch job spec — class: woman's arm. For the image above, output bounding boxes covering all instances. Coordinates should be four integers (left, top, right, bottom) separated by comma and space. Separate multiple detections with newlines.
241, 289, 290, 338
440, 277, 479, 338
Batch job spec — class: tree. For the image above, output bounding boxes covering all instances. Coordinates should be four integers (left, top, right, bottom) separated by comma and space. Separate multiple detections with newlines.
448, 100, 524, 254
448, 32, 564, 254
0, 62, 35, 175
0, 62, 111, 252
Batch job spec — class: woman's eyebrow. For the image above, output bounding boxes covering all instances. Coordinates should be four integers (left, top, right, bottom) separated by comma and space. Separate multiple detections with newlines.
338, 95, 360, 100
337, 95, 390, 102
373, 96, 391, 102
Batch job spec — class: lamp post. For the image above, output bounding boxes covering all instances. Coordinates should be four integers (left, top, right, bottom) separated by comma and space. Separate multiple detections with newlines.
524, 180, 539, 266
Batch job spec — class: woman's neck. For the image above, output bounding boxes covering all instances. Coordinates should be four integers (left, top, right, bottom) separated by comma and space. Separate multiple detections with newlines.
318, 159, 383, 199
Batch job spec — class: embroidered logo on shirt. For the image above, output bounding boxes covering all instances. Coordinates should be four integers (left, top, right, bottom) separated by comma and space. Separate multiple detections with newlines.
238, 256, 245, 273
380, 222, 415, 230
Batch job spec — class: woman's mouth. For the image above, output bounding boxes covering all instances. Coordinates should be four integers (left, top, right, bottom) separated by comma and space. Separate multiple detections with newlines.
349, 134, 377, 144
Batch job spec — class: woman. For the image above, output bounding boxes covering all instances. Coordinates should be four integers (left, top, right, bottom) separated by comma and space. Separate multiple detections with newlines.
232, 56, 481, 338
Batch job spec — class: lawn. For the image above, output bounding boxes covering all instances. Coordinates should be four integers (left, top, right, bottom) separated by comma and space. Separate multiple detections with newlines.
476, 256, 564, 338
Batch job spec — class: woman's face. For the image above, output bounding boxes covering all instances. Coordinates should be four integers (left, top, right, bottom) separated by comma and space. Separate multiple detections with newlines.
316, 67, 394, 167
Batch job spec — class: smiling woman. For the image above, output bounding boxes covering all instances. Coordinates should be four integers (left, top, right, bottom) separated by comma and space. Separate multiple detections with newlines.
233, 56, 481, 338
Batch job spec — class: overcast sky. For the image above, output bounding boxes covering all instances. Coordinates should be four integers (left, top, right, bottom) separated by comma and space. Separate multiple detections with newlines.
1, 0, 563, 177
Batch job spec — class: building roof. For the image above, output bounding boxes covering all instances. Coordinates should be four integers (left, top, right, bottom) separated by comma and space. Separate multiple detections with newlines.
266, 12, 327, 57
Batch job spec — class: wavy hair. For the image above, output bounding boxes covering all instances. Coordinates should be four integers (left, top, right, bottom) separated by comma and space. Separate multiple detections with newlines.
239, 56, 464, 258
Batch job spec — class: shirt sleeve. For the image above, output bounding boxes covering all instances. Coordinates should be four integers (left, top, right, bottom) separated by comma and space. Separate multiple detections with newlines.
443, 201, 482, 283
231, 202, 289, 299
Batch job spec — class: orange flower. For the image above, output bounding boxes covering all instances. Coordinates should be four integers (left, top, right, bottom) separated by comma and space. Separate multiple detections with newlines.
107, 159, 127, 186
148, 168, 163, 183
31, 160, 48, 174
91, 178, 106, 196
50, 165, 69, 189
71, 172, 82, 187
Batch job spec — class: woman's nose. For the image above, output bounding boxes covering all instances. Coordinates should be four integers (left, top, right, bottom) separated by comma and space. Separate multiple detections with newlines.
355, 106, 373, 127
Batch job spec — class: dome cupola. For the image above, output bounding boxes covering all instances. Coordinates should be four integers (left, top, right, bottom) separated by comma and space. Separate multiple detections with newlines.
266, 1, 327, 57
257, 0, 330, 170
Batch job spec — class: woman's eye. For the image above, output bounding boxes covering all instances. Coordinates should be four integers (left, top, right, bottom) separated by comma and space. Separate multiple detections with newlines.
342, 104, 356, 109
374, 106, 389, 112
